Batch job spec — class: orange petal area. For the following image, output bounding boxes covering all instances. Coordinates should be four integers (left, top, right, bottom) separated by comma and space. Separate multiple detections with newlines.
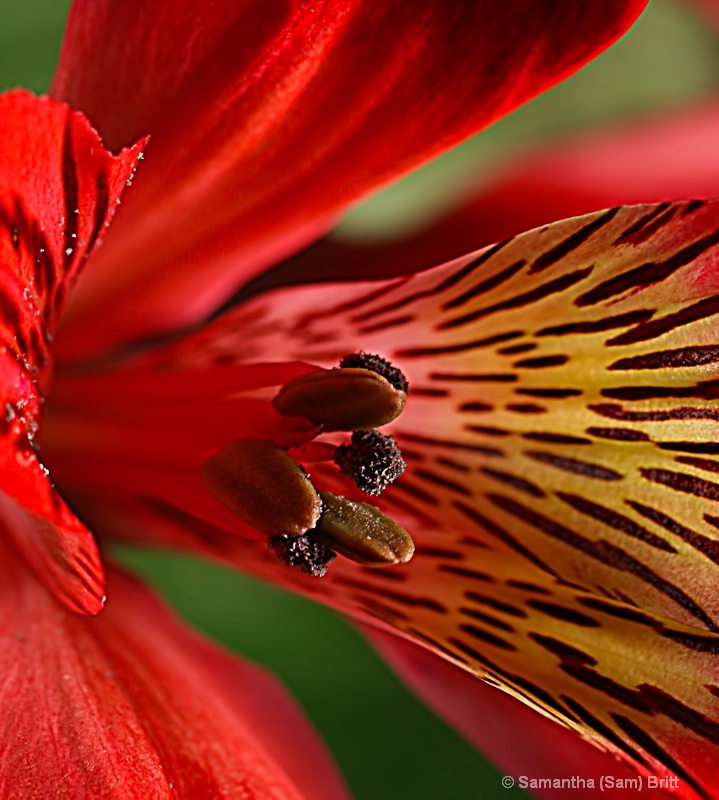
0, 545, 347, 799
688, 0, 719, 33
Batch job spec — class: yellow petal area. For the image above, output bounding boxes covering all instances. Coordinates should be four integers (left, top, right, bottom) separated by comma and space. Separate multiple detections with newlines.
183, 200, 719, 633
316, 533, 719, 798
90, 200, 719, 792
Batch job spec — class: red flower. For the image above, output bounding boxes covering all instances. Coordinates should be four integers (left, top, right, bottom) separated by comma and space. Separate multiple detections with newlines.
0, 90, 347, 798
19, 1, 719, 797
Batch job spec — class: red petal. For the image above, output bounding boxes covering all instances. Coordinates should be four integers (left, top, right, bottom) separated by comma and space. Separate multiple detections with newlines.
369, 630, 688, 800
0, 490, 105, 616
0, 90, 144, 614
1, 545, 348, 799
52, 0, 648, 359
416, 99, 719, 255
0, 90, 144, 372
276, 97, 719, 286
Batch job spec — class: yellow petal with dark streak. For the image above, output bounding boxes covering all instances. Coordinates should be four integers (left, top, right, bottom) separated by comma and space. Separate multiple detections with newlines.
116, 200, 719, 794
203, 200, 719, 634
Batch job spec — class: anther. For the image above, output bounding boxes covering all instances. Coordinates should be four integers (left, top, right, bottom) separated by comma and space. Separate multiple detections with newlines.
200, 438, 322, 537
267, 534, 337, 578
334, 430, 406, 496
314, 491, 415, 567
273, 368, 405, 431
339, 352, 409, 393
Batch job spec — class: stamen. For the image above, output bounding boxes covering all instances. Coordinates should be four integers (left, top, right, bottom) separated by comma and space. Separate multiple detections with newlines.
200, 438, 322, 536
273, 368, 405, 431
339, 352, 409, 393
314, 491, 415, 567
205, 354, 412, 577
267, 534, 337, 578
334, 430, 406, 496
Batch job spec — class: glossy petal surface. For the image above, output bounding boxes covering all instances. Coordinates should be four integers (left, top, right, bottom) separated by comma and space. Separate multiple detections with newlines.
0, 541, 347, 800
0, 90, 144, 613
52, 0, 648, 358
59, 201, 719, 793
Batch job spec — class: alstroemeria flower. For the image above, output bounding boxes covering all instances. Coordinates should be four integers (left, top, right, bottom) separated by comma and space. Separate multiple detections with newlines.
16, 0, 719, 797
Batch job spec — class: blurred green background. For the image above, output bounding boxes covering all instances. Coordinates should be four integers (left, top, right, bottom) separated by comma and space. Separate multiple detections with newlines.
2, 2, 718, 798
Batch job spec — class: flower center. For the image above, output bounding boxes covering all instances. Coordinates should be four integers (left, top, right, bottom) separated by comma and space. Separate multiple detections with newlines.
201, 353, 414, 577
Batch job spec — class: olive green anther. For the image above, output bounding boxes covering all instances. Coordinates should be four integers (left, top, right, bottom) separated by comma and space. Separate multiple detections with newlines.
272, 368, 405, 431
201, 438, 322, 537
314, 491, 415, 567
